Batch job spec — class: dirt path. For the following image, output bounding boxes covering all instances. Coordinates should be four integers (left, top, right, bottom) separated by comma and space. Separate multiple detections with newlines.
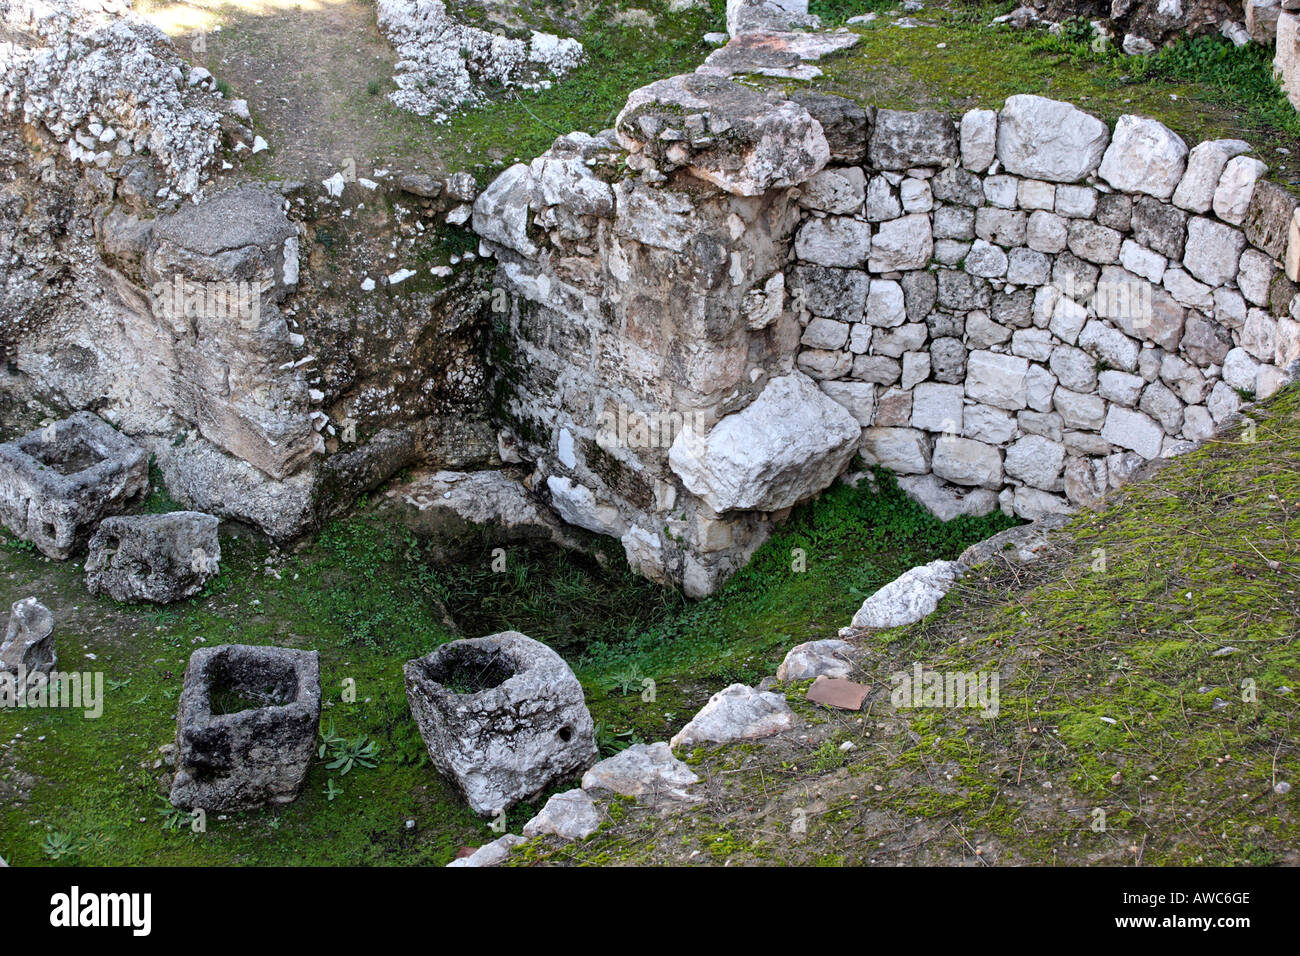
137, 0, 450, 184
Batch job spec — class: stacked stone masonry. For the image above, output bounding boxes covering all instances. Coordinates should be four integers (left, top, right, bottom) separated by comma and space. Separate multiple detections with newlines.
474, 84, 1300, 597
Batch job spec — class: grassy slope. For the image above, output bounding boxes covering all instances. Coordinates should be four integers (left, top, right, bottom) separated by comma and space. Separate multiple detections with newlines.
523, 387, 1300, 866
0, 467, 1010, 865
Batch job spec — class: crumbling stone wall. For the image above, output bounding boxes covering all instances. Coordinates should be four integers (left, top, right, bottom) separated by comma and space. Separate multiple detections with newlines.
0, 2, 498, 542
1016, 0, 1245, 52
474, 76, 1300, 595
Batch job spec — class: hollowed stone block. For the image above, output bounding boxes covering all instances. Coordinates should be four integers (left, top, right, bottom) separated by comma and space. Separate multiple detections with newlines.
0, 412, 147, 559
404, 631, 597, 816
170, 644, 321, 812
86, 511, 221, 604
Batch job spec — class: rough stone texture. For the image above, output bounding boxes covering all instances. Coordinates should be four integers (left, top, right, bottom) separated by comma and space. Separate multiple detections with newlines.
1184, 216, 1246, 286
170, 644, 321, 812
0, 412, 148, 559
897, 473, 998, 520
381, 469, 585, 559
378, 0, 583, 118
85, 511, 220, 604
446, 834, 526, 868
869, 214, 933, 271
615, 74, 828, 196
668, 372, 860, 514
776, 639, 854, 680
581, 742, 700, 802
669, 683, 796, 748
522, 788, 602, 841
996, 95, 1109, 182
0, 596, 55, 683
1097, 115, 1188, 200
404, 632, 597, 816
958, 514, 1069, 568
1277, 12, 1300, 111
470, 78, 1299, 596
726, 0, 820, 35
789, 92, 871, 165
961, 108, 998, 172
869, 110, 958, 170
849, 559, 963, 630
1174, 139, 1251, 213
140, 188, 316, 481
1213, 155, 1268, 226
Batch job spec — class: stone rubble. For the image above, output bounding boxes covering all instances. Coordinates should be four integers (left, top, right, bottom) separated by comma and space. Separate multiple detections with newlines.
846, 559, 964, 631
776, 638, 855, 680
581, 742, 701, 802
377, 0, 583, 120
522, 788, 603, 841
668, 682, 796, 749
0, 0, 238, 197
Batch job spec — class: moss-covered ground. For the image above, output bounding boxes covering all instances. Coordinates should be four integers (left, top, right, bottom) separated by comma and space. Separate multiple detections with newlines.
520, 387, 1300, 866
0, 460, 1009, 865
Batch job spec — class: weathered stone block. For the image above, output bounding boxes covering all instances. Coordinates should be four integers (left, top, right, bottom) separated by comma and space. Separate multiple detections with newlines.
869, 109, 959, 170
85, 512, 221, 604
170, 644, 321, 811
669, 372, 860, 513
0, 412, 148, 559
996, 95, 1109, 183
405, 632, 596, 816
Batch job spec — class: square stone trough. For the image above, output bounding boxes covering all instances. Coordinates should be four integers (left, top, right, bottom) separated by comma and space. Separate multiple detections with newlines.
169, 644, 321, 812
404, 631, 598, 817
0, 412, 148, 559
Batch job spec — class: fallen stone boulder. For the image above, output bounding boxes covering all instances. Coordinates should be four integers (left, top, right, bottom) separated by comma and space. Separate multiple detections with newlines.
615, 73, 829, 196
404, 632, 597, 816
726, 0, 820, 36
85, 512, 221, 604
698, 30, 860, 81
670, 683, 796, 749
446, 833, 525, 868
957, 514, 1070, 568
0, 597, 56, 685
846, 559, 963, 631
522, 788, 602, 841
170, 644, 321, 812
0, 412, 148, 559
581, 742, 700, 802
668, 372, 861, 514
776, 639, 854, 681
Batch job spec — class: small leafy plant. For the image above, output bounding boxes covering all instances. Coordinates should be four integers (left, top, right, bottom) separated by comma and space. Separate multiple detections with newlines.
41, 831, 85, 860
319, 720, 380, 775
158, 797, 190, 832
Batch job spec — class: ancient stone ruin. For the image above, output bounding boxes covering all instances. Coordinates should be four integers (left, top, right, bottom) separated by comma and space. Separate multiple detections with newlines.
85, 511, 221, 604
404, 631, 598, 816
0, 411, 148, 558
170, 644, 322, 812
476, 82, 1300, 594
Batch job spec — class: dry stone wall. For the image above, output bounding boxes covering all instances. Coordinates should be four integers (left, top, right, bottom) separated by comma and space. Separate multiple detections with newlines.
794, 95, 1300, 522
475, 78, 1300, 595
